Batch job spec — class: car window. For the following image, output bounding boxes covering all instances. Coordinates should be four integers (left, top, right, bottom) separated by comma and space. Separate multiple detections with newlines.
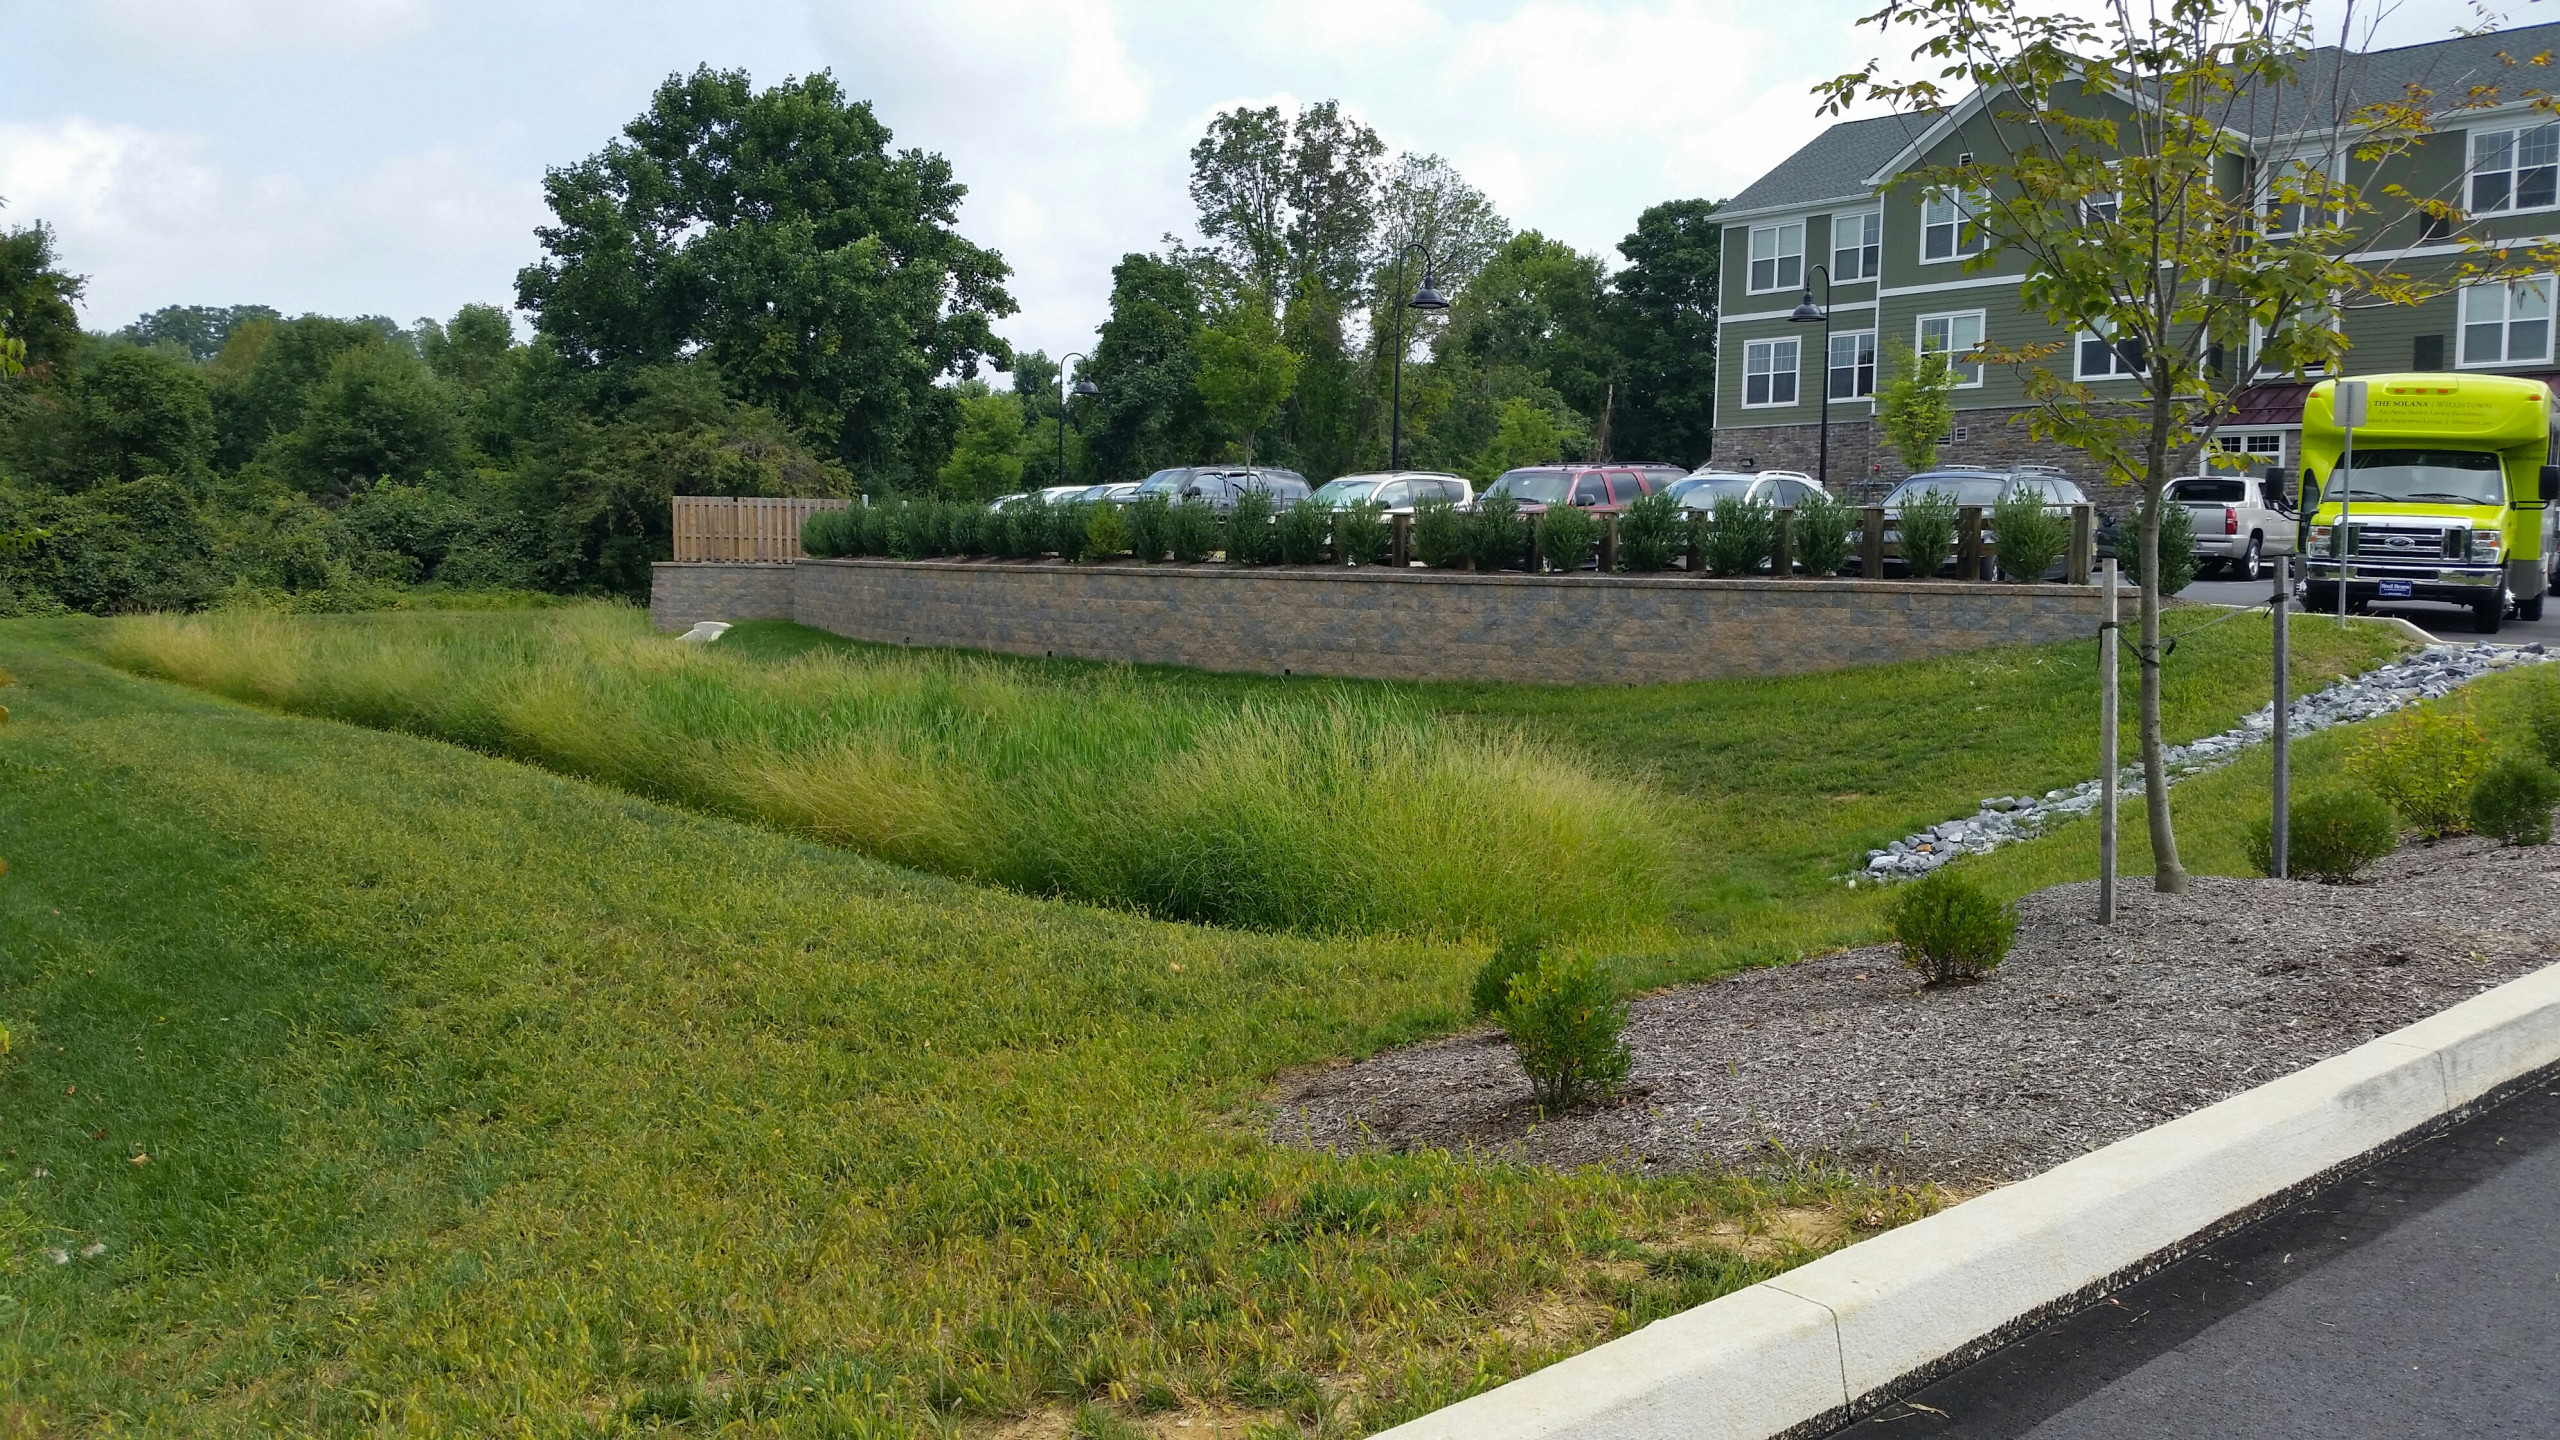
2169, 477, 2247, 503
1572, 473, 1608, 505
1603, 470, 1643, 502
1368, 480, 1407, 508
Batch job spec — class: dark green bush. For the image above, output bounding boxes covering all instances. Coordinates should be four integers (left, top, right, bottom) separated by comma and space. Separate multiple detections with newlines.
1467, 493, 1527, 572
2469, 754, 2560, 845
1335, 500, 1388, 566
1002, 497, 1049, 558
2245, 785, 2399, 881
1048, 501, 1092, 559
1124, 494, 1171, 563
1470, 938, 1539, 1017
948, 503, 986, 557
1225, 488, 1279, 564
799, 507, 850, 558
1167, 498, 1217, 563
1535, 501, 1600, 572
1414, 496, 1469, 568
885, 502, 925, 560
1886, 869, 2015, 984
854, 502, 891, 556
1082, 500, 1129, 562
1993, 487, 2071, 581
1278, 498, 1330, 564
2130, 497, 2197, 596
1793, 490, 1855, 576
1701, 495, 1773, 577
1502, 950, 1632, 1110
1895, 488, 1958, 578
1616, 491, 1683, 572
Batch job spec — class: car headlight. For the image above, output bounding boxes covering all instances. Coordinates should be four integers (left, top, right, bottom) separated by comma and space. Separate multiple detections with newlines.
2471, 528, 2505, 562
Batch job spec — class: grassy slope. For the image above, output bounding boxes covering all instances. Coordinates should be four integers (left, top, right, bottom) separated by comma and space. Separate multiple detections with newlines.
0, 638, 1895, 1439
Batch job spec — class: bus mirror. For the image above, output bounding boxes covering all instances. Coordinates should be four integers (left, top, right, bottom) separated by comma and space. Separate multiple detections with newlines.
2541, 463, 2559, 499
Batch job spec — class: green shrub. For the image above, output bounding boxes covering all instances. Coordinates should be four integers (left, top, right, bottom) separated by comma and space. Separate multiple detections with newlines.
1049, 501, 1093, 559
1470, 938, 1540, 1017
948, 503, 986, 557
1124, 494, 1171, 563
799, 507, 850, 558
1224, 488, 1279, 565
2348, 701, 2488, 839
1002, 497, 1050, 558
2469, 754, 2560, 845
1535, 501, 1601, 572
886, 502, 925, 560
2130, 497, 2197, 596
2522, 677, 2560, 767
1082, 500, 1129, 562
1616, 491, 1683, 572
1895, 488, 1958, 578
1278, 498, 1330, 564
1334, 500, 1389, 566
1701, 495, 1773, 577
1793, 490, 1855, 576
1886, 869, 2015, 984
1414, 495, 1469, 568
1992, 487, 2071, 582
2246, 785, 2401, 880
1468, 493, 1527, 572
855, 502, 891, 556
1502, 950, 1632, 1110
1166, 498, 1218, 563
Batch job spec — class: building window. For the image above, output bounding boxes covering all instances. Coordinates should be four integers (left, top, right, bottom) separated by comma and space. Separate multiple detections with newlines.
2081, 190, 2119, 224
1916, 310, 1986, 387
1743, 337, 1800, 407
2460, 276, 2554, 366
2213, 432, 2287, 471
1748, 222, 1804, 293
2076, 323, 2145, 380
2470, 124, 2560, 214
1832, 211, 1881, 281
2262, 150, 2345, 236
1921, 189, 1987, 261
2251, 306, 2339, 378
1829, 329, 1877, 399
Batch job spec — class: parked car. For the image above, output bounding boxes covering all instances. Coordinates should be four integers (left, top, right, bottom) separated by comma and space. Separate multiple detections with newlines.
1128, 465, 1312, 512
987, 491, 1029, 511
2164, 472, 2295, 581
1028, 484, 1090, 505
1072, 481, 1141, 505
1665, 469, 1826, 512
1476, 463, 1684, 518
1306, 470, 1474, 514
1880, 467, 2093, 577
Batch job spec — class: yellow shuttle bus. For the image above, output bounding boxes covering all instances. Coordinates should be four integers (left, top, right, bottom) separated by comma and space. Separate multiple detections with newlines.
2299, 373, 2558, 634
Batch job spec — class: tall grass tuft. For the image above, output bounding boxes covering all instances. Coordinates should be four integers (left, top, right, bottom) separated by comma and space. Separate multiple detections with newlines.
105, 606, 1679, 941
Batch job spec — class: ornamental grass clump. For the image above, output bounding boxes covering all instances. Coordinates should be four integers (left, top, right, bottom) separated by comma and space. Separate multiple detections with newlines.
1886, 869, 2015, 985
2246, 785, 2400, 881
2468, 754, 2560, 846
1700, 495, 1774, 577
1793, 490, 1855, 576
1225, 488, 1279, 564
1501, 950, 1632, 1110
1895, 488, 1958, 579
1468, 493, 1528, 572
1334, 500, 1388, 566
1124, 494, 1171, 563
1535, 501, 1600, 572
1992, 488, 2070, 582
2347, 701, 2488, 839
1278, 498, 1330, 564
1414, 496, 1469, 568
1616, 491, 1683, 572
1166, 498, 1218, 562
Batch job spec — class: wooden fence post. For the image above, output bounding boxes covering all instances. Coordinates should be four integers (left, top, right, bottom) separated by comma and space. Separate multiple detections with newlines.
1391, 513, 1413, 568
1861, 505, 1886, 578
1958, 505, 1984, 581
2069, 504, 2095, 585
1688, 512, 1708, 574
1773, 509, 1796, 578
1600, 513, 1620, 572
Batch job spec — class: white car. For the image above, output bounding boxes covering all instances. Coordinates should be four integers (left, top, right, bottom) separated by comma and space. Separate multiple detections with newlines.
1665, 469, 1826, 511
2165, 473, 2295, 581
1306, 470, 1475, 514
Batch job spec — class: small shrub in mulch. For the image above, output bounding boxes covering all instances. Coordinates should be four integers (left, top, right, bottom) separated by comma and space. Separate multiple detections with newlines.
799, 507, 851, 558
1047, 501, 1093, 560
1469, 937, 1539, 1017
1278, 498, 1331, 564
1793, 489, 1855, 575
1124, 494, 1171, 563
1468, 493, 1528, 572
1082, 500, 1130, 562
1535, 501, 1600, 572
1166, 498, 1218, 563
2129, 497, 2198, 596
1887, 869, 2016, 984
1502, 950, 1631, 1110
2468, 755, 2560, 846
1334, 500, 1389, 566
1616, 491, 1684, 572
1413, 496, 1469, 569
2247, 785, 2400, 881
2348, 701, 2489, 839
1894, 488, 1958, 578
1001, 496, 1049, 558
1225, 488, 1279, 565
1992, 487, 2070, 581
1701, 495, 1774, 577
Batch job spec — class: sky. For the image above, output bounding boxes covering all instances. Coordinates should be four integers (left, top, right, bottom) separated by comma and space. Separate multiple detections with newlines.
0, 0, 2495, 367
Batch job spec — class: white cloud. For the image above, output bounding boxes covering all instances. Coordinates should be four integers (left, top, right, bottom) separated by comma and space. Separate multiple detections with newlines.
90, 0, 437, 55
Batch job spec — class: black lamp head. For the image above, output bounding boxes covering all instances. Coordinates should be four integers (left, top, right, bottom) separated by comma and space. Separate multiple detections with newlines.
1070, 379, 1100, 398
1408, 281, 1450, 312
1787, 292, 1824, 323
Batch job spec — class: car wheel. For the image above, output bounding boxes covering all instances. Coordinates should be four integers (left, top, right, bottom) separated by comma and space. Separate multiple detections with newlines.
2236, 535, 2262, 582
2521, 590, 2546, 622
2474, 589, 2508, 634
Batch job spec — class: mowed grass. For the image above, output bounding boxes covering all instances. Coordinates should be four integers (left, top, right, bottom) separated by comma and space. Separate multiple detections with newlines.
0, 641, 1919, 1438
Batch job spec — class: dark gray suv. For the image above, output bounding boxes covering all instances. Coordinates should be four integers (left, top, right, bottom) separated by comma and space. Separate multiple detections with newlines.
1128, 465, 1311, 512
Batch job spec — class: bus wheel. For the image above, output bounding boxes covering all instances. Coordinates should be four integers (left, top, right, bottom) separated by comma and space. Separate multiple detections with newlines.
2473, 590, 2508, 634
2522, 590, 2546, 623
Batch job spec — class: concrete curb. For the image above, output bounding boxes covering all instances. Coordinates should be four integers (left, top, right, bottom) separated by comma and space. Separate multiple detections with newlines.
1372, 960, 2560, 1440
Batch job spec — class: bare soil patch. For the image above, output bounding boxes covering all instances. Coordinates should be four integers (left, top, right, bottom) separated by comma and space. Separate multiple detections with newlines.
1274, 835, 2560, 1186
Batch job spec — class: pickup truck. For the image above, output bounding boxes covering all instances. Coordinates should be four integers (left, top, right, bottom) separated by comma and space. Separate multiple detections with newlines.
2165, 472, 2294, 581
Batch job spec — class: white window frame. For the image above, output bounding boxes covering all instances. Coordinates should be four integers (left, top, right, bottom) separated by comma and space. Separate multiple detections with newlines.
1832, 210, 1882, 281
1742, 337, 1801, 408
2468, 122, 2560, 216
2212, 432, 2288, 472
2074, 322, 2145, 381
1748, 221, 1805, 294
2261, 148, 2346, 237
1915, 310, 1987, 388
1828, 328, 1878, 399
1920, 188, 1988, 263
2458, 275, 2556, 367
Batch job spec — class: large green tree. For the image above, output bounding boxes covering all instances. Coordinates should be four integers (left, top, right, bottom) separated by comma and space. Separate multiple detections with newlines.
1195, 291, 1302, 465
0, 222, 85, 371
1443, 232, 1617, 438
1085, 254, 1216, 480
1607, 199, 1720, 466
116, 303, 282, 362
516, 66, 1015, 482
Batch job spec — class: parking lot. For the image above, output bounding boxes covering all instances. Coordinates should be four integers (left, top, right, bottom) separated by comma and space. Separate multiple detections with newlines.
2182, 576, 2560, 647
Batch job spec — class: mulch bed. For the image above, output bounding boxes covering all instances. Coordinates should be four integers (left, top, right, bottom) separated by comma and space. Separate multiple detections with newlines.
1272, 835, 2560, 1186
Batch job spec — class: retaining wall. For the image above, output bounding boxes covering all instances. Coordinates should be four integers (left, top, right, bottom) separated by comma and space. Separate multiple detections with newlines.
652, 559, 2111, 685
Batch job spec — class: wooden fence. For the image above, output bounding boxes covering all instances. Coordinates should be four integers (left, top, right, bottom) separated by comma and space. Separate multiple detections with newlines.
671, 495, 853, 563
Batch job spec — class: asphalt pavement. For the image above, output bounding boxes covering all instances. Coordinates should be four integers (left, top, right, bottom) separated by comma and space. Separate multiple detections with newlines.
2182, 574, 2560, 648
1827, 1074, 2560, 1439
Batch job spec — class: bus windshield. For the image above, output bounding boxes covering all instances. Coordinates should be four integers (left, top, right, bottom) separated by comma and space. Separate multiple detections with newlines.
2324, 449, 2505, 506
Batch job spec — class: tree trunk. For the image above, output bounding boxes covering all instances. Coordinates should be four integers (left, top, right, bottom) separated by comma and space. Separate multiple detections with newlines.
2140, 391, 2188, 893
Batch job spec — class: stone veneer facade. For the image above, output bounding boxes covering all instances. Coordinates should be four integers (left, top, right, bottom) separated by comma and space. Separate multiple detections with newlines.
652, 559, 2111, 686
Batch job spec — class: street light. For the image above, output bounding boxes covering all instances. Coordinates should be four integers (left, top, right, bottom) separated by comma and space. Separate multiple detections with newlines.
1057, 352, 1098, 491
1787, 263, 1833, 491
1388, 243, 1451, 471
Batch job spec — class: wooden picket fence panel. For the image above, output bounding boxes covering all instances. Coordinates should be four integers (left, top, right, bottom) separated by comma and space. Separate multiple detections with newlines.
671, 495, 853, 563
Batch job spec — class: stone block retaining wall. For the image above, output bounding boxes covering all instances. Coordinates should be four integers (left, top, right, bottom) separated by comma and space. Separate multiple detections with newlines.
652, 559, 2110, 686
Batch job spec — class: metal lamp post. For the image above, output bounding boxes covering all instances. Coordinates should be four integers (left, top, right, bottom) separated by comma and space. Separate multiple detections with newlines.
1387, 244, 1451, 470
1787, 265, 1834, 490
1057, 352, 1099, 490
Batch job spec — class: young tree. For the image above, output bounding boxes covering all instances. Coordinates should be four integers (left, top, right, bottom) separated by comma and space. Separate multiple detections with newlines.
1194, 291, 1301, 465
1819, 0, 2543, 893
935, 383, 1027, 500
1875, 341, 1957, 474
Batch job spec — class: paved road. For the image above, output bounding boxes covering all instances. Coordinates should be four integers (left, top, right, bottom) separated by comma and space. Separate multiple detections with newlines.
1828, 1076, 2560, 1439
2183, 575, 2560, 648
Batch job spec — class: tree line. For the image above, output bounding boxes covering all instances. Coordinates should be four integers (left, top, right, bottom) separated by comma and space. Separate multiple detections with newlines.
0, 67, 1715, 614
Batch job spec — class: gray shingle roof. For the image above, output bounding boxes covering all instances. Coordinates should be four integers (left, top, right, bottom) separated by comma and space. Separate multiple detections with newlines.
1721, 113, 1933, 214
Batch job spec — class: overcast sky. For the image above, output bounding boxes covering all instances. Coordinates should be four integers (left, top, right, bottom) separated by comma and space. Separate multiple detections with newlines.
0, 0, 2490, 366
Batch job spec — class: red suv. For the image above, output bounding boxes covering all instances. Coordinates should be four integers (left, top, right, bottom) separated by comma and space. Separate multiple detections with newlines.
1477, 463, 1686, 517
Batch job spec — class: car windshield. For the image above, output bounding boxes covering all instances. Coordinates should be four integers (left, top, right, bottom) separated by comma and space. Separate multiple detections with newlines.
1670, 477, 1758, 505
2324, 449, 2505, 506
1309, 478, 1382, 506
1134, 468, 1191, 495
1486, 470, 1571, 504
1887, 475, 2007, 507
